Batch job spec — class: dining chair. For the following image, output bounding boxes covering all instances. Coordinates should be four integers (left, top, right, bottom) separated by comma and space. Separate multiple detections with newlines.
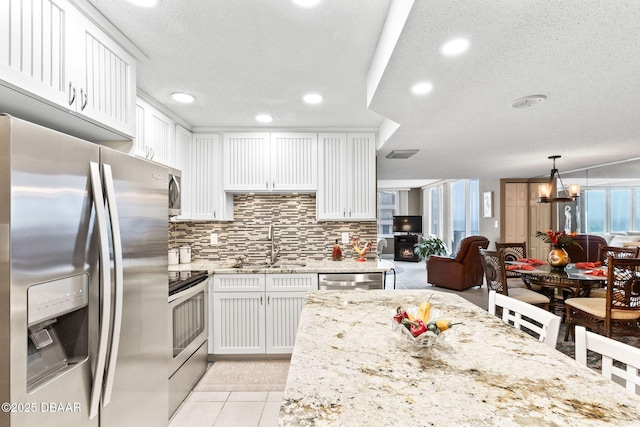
495, 242, 528, 288
488, 290, 561, 349
574, 325, 640, 395
479, 249, 550, 310
589, 245, 640, 298
565, 256, 640, 340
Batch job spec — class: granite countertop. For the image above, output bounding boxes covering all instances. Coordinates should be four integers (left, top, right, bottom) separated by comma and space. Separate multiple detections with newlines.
279, 290, 640, 426
169, 258, 395, 275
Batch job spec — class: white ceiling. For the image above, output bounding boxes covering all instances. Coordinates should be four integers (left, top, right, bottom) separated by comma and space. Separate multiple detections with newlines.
88, 0, 640, 182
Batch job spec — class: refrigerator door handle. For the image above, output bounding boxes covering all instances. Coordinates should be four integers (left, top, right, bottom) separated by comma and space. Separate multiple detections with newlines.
101, 164, 124, 407
88, 162, 112, 420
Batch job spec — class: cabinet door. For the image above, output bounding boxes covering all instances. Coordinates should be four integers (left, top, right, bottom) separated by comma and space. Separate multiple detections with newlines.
73, 15, 136, 138
270, 133, 318, 191
266, 291, 306, 354
133, 103, 146, 157
346, 133, 377, 220
174, 125, 191, 171
223, 132, 271, 191
145, 107, 173, 165
317, 133, 348, 219
182, 133, 233, 221
0, 0, 72, 107
212, 292, 265, 354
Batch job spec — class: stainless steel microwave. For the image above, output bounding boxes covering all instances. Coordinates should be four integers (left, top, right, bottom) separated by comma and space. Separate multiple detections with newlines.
168, 167, 181, 216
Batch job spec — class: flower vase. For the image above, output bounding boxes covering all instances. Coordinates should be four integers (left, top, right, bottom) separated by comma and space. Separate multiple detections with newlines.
547, 247, 570, 269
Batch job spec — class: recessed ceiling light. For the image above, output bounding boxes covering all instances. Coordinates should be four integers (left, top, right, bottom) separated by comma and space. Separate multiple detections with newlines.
255, 114, 273, 123
127, 0, 160, 7
441, 38, 470, 56
411, 82, 433, 95
171, 92, 195, 103
290, 0, 323, 8
303, 93, 323, 104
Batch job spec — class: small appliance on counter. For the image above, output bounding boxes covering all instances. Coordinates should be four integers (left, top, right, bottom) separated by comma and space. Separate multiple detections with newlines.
168, 249, 179, 265
179, 245, 192, 264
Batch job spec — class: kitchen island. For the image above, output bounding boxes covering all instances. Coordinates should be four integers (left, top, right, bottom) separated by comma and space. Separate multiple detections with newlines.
278, 290, 640, 426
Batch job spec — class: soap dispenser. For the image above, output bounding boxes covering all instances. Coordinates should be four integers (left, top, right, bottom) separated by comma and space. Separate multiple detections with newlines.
332, 239, 342, 261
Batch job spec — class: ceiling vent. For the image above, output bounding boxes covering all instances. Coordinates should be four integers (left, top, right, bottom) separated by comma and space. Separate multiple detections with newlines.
385, 149, 419, 159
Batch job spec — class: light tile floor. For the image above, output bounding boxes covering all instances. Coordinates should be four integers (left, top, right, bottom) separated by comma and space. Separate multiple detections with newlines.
169, 391, 283, 427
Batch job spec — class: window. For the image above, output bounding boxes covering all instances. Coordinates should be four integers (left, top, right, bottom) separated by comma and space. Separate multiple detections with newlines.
585, 190, 605, 233
451, 181, 466, 251
584, 188, 638, 233
377, 190, 398, 236
611, 189, 631, 232
430, 187, 439, 235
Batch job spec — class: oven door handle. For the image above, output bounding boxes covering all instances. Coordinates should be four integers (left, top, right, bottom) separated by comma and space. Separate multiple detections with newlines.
88, 162, 111, 420
169, 279, 208, 304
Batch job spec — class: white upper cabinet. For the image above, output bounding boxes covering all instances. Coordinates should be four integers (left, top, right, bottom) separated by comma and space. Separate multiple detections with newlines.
70, 15, 136, 138
0, 0, 71, 107
134, 97, 176, 167
181, 133, 233, 221
224, 132, 318, 192
0, 0, 136, 139
269, 133, 318, 191
317, 132, 377, 220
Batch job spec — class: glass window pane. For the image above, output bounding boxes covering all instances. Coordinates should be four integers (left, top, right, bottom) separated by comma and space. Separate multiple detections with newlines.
430, 188, 438, 235
469, 180, 479, 235
635, 190, 640, 231
585, 190, 605, 233
377, 190, 398, 237
610, 189, 631, 232
451, 181, 466, 251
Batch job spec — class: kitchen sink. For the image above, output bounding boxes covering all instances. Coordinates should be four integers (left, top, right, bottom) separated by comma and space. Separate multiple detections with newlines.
269, 263, 307, 269
234, 263, 270, 269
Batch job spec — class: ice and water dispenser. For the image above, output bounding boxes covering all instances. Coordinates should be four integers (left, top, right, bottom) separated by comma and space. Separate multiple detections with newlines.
26, 274, 89, 391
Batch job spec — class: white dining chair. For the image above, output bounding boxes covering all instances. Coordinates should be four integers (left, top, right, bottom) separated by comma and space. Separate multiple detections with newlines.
574, 325, 640, 395
488, 290, 561, 349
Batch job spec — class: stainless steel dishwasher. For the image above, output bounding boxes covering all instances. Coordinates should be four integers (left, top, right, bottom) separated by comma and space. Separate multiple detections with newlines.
318, 273, 384, 290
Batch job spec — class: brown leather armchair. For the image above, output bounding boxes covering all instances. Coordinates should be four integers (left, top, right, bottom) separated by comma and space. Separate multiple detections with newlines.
565, 234, 607, 263
427, 236, 490, 291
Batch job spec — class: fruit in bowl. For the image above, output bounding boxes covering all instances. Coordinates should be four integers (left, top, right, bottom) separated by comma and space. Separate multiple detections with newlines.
392, 302, 461, 347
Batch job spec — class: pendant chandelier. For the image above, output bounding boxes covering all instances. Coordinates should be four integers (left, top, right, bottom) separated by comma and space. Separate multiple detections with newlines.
537, 155, 580, 203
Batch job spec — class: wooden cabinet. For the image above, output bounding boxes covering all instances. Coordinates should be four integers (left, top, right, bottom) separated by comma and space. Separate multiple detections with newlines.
0, 0, 136, 138
180, 133, 233, 221
317, 132, 377, 220
211, 273, 317, 355
223, 132, 318, 192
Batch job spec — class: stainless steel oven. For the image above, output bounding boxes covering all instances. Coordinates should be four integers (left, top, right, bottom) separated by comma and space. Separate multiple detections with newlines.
168, 271, 209, 418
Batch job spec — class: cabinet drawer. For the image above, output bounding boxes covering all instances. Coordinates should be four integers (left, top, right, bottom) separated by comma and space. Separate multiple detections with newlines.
212, 274, 265, 292
266, 274, 318, 292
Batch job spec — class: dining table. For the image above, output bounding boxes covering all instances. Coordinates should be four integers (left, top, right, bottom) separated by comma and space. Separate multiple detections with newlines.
278, 290, 640, 426
508, 261, 607, 315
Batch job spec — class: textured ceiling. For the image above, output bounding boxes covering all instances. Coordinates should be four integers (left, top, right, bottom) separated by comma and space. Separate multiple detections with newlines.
88, 0, 640, 182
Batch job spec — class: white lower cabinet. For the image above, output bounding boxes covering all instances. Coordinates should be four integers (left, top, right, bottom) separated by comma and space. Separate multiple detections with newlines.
211, 273, 317, 355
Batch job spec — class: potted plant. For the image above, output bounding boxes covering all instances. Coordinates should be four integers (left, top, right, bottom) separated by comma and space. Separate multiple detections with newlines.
413, 235, 448, 261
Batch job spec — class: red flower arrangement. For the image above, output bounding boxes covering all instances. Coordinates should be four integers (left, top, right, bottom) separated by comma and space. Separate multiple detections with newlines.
535, 230, 581, 249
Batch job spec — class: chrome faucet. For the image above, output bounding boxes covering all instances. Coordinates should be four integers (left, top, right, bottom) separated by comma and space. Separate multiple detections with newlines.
267, 224, 280, 264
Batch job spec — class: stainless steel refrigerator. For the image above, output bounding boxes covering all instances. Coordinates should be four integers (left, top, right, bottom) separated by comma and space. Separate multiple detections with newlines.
0, 115, 169, 426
